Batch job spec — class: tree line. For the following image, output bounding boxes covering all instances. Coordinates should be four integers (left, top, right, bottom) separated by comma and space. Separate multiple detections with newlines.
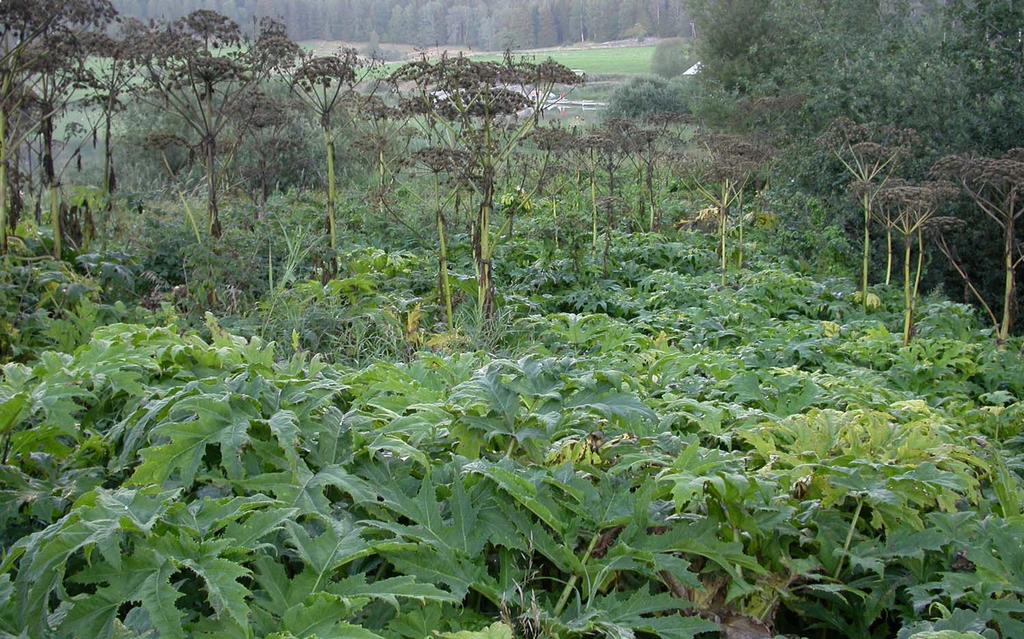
110, 0, 693, 50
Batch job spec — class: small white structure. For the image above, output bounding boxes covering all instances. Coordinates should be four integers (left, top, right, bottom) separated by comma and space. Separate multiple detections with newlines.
682, 62, 703, 76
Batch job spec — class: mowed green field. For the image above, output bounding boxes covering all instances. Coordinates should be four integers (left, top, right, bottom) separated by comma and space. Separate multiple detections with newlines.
313, 42, 663, 78
473, 45, 656, 77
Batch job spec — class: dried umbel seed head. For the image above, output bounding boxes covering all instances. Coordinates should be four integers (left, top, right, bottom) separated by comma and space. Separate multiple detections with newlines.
232, 90, 292, 130
143, 132, 189, 151
531, 59, 585, 87
189, 53, 247, 86
361, 95, 400, 121
876, 181, 956, 229
850, 142, 888, 164
818, 117, 916, 161
877, 124, 920, 150
23, 31, 85, 75
583, 119, 636, 154
131, 13, 246, 79
929, 215, 965, 233
178, 10, 241, 49
1, 0, 116, 39
389, 53, 581, 116
692, 133, 774, 184
818, 117, 871, 150
387, 57, 433, 85
703, 133, 773, 161
396, 95, 432, 118
1003, 148, 1024, 164
646, 112, 692, 128
293, 50, 360, 92
412, 147, 472, 175
77, 31, 117, 60
847, 178, 878, 200
251, 18, 301, 71
429, 87, 530, 120
933, 151, 1024, 193
631, 127, 660, 150
530, 126, 575, 154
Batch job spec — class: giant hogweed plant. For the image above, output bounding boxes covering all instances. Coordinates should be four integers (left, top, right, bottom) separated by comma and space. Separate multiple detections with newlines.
818, 119, 915, 311
1, 229, 1023, 638
389, 53, 581, 320
0, 305, 1021, 638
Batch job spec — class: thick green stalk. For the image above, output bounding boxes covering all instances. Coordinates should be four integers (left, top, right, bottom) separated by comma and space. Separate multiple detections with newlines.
162, 151, 202, 244
324, 126, 338, 252
101, 104, 115, 240
999, 212, 1015, 344
834, 499, 863, 579
42, 113, 60, 258
204, 91, 221, 238
553, 199, 559, 249
903, 236, 913, 346
435, 177, 453, 330
378, 148, 386, 217
102, 118, 113, 203
590, 151, 598, 255
885, 226, 893, 286
477, 196, 493, 319
738, 217, 744, 269
647, 163, 657, 232
636, 163, 645, 228
0, 106, 6, 255
553, 531, 602, 617
204, 138, 220, 238
862, 193, 871, 308
720, 182, 729, 286
50, 184, 60, 259
913, 229, 925, 306
737, 190, 745, 269
476, 134, 496, 320
603, 161, 616, 277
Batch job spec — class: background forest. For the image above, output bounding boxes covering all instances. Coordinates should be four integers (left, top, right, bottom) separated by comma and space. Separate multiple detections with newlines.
111, 0, 695, 50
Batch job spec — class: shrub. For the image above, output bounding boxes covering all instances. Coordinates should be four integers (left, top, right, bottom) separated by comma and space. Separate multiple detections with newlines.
651, 37, 691, 79
605, 76, 691, 121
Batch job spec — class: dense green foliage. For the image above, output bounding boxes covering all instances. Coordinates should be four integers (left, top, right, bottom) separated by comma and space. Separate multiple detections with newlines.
688, 0, 1024, 152
685, 0, 1024, 337
606, 76, 693, 120
3, 2, 1024, 638
3, 223, 1024, 638
650, 38, 692, 79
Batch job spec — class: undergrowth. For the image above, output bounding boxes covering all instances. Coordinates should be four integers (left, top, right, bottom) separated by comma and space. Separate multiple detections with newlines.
1, 226, 1022, 639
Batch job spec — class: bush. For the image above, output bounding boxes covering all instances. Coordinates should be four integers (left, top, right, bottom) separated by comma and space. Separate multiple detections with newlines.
651, 37, 691, 79
605, 75, 691, 120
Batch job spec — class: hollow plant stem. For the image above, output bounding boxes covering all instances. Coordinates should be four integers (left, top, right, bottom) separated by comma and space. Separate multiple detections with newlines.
554, 531, 602, 617
834, 498, 863, 579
